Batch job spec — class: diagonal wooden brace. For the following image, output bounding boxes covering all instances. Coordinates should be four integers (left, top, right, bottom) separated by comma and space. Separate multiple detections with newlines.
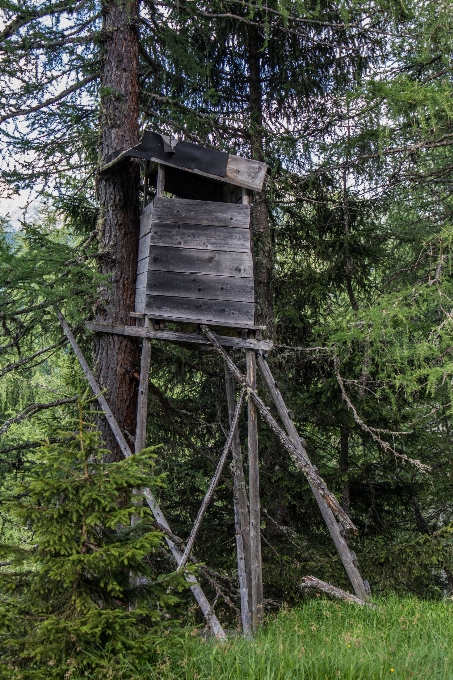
256, 354, 369, 601
178, 388, 246, 571
57, 309, 227, 639
200, 325, 357, 534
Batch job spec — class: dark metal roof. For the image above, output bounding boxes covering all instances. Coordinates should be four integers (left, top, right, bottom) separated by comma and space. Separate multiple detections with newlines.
102, 130, 268, 192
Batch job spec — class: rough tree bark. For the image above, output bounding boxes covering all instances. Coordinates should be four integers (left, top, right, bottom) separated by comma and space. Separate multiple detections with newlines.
95, 0, 141, 460
247, 24, 275, 340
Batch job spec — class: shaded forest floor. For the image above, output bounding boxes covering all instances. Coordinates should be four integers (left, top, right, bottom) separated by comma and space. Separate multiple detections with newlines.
78, 596, 453, 679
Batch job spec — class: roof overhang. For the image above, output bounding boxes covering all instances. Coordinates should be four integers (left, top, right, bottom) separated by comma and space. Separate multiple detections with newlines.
99, 130, 268, 192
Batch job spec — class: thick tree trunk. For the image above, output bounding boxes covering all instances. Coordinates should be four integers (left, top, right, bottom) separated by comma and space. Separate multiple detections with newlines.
95, 0, 140, 460
247, 24, 275, 339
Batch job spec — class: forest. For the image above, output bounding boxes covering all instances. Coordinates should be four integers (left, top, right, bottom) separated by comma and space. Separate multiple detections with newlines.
1, 0, 453, 677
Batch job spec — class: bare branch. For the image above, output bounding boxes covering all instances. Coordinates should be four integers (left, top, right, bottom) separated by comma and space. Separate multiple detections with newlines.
333, 354, 430, 471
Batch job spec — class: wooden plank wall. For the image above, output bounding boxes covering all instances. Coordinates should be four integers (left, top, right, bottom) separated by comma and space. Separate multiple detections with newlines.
135, 197, 256, 327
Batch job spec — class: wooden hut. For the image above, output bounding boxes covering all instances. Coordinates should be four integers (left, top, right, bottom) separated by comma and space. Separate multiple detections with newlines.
104, 130, 267, 336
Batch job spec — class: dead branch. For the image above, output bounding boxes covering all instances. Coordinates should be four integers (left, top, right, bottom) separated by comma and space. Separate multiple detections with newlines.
301, 576, 375, 606
333, 354, 430, 471
156, 523, 240, 617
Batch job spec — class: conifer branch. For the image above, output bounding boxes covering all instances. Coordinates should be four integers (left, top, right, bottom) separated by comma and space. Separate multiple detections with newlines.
0, 0, 95, 42
2, 23, 100, 53
0, 340, 66, 378
0, 397, 77, 437
0, 75, 98, 125
0, 299, 60, 320
0, 437, 69, 455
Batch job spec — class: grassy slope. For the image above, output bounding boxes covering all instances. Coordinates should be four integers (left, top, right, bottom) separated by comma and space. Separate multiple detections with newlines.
144, 596, 453, 680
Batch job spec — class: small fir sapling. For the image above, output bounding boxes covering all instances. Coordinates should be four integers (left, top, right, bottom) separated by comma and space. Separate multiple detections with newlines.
0, 396, 190, 678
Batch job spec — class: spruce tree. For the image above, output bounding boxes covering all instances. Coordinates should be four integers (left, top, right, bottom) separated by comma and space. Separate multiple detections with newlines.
0, 396, 187, 678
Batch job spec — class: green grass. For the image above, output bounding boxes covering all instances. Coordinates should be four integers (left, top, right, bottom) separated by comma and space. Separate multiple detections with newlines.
144, 596, 453, 680
71, 596, 453, 679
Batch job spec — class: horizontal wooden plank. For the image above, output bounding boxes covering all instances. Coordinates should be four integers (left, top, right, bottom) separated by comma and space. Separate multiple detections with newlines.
148, 246, 253, 277
138, 232, 151, 261
152, 197, 250, 228
86, 321, 272, 350
147, 271, 254, 302
144, 294, 255, 326
149, 223, 251, 253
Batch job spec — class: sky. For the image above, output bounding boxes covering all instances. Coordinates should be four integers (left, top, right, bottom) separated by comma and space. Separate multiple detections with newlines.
0, 192, 38, 231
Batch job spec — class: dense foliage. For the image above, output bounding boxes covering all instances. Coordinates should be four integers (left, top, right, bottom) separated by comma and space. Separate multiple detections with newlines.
0, 397, 185, 678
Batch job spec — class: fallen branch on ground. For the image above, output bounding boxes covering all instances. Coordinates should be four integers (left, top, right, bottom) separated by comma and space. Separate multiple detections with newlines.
301, 576, 376, 607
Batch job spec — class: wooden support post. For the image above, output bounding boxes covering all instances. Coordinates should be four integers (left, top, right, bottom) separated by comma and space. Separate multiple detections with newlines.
135, 316, 152, 455
143, 159, 150, 210
256, 354, 369, 601
246, 350, 263, 630
131, 316, 152, 533
178, 389, 246, 571
156, 163, 165, 197
56, 309, 227, 639
225, 362, 252, 636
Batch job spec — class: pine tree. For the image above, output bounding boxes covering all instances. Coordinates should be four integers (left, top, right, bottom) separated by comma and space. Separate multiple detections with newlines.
0, 396, 187, 678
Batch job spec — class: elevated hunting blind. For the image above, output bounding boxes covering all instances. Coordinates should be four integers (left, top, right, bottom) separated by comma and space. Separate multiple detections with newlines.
130, 131, 265, 331
103, 130, 266, 333
67, 131, 371, 640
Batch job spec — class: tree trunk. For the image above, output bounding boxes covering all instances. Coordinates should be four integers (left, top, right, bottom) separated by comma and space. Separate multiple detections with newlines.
247, 24, 275, 339
95, 0, 140, 460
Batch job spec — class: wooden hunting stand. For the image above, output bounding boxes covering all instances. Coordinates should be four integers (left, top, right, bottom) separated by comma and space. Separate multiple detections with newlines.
60, 131, 369, 640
